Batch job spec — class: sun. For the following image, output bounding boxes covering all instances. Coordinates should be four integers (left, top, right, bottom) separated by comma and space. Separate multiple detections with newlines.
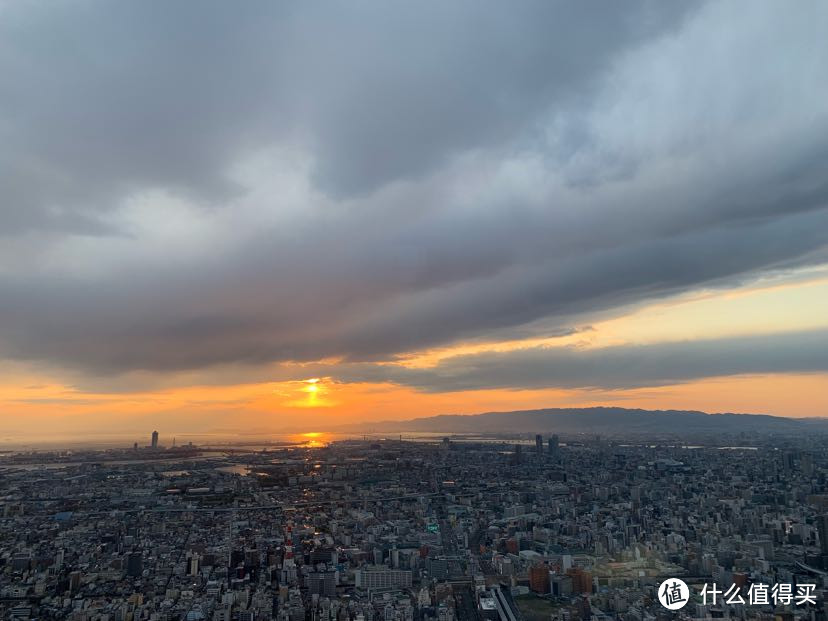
279, 377, 335, 408
292, 431, 329, 447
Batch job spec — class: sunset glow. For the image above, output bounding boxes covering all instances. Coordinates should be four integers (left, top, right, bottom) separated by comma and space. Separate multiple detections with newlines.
0, 0, 826, 445
0, 262, 826, 442
5, 6, 828, 621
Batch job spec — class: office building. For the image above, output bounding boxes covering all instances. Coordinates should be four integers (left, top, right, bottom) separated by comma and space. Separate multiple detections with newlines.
354, 566, 412, 589
127, 552, 143, 577
529, 564, 550, 593
307, 571, 336, 597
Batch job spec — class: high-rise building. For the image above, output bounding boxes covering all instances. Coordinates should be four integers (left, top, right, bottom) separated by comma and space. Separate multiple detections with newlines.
427, 557, 449, 580
817, 515, 828, 555
567, 567, 593, 594
151, 430, 159, 449
802, 453, 815, 476
529, 564, 550, 593
535, 434, 543, 457
69, 571, 82, 592
127, 552, 143, 577
188, 554, 200, 576
307, 571, 337, 597
548, 435, 559, 457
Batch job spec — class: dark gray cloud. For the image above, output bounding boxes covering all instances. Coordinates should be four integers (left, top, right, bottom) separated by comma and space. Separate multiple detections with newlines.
329, 329, 828, 392
0, 0, 692, 233
0, 0, 827, 387
1, 206, 824, 375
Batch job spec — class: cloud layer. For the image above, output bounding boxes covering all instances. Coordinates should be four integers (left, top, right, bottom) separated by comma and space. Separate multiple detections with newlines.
331, 329, 828, 392
0, 1, 827, 392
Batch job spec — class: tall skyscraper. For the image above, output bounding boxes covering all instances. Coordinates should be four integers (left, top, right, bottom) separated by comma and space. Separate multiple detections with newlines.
127, 552, 143, 577
818, 514, 828, 555
151, 430, 159, 449
535, 434, 543, 457
188, 554, 200, 576
802, 453, 815, 476
548, 434, 559, 457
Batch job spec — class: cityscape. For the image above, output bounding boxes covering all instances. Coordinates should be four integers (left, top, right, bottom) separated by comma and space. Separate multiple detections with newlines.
1, 1, 828, 620
3, 427, 828, 620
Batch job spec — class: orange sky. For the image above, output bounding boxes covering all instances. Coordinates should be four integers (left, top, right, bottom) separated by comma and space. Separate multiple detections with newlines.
1, 374, 826, 444
1, 270, 826, 444
3, 2, 828, 449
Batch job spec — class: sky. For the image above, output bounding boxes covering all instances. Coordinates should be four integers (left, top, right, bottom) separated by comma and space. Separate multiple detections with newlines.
1, 1, 827, 442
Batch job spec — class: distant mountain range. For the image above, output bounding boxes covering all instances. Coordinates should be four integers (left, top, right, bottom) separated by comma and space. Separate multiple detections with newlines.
339, 407, 827, 435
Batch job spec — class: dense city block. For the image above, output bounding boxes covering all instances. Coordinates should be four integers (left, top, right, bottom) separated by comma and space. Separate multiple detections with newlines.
2, 434, 828, 621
